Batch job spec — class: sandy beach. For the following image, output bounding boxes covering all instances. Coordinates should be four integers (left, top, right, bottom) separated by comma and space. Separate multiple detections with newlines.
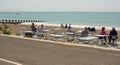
0, 23, 120, 42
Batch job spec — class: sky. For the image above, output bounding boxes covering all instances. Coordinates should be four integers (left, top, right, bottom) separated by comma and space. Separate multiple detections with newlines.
0, 0, 120, 12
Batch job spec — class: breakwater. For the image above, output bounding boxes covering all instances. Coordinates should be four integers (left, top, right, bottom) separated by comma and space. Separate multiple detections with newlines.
0, 19, 45, 24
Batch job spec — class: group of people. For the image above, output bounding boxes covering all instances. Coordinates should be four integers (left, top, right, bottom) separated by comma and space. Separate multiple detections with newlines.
31, 23, 118, 45
99, 27, 118, 44
61, 24, 71, 28
31, 23, 45, 33
83, 27, 118, 44
65, 26, 118, 44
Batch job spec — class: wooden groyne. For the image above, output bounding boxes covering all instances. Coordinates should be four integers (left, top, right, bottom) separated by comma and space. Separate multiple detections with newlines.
0, 19, 45, 24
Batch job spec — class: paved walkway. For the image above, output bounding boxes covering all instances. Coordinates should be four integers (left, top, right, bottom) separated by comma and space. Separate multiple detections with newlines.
0, 35, 120, 65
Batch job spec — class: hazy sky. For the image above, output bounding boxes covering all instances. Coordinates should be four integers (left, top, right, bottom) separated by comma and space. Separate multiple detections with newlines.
0, 0, 120, 12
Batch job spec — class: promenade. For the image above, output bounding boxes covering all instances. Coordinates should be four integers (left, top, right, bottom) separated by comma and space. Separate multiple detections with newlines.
0, 35, 120, 65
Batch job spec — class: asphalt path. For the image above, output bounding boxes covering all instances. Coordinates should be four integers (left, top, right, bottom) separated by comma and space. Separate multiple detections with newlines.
0, 35, 120, 65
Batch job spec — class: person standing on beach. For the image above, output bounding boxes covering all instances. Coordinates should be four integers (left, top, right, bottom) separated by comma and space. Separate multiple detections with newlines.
61, 23, 64, 28
31, 23, 36, 32
108, 27, 118, 44
65, 24, 68, 28
68, 24, 71, 28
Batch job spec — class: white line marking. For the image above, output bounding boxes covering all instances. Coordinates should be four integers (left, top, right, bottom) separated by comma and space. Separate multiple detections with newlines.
0, 58, 22, 65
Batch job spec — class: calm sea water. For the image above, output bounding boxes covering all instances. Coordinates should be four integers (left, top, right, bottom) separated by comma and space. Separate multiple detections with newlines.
0, 12, 120, 27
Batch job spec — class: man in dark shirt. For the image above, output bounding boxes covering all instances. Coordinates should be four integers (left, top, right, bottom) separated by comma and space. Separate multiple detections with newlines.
108, 27, 118, 44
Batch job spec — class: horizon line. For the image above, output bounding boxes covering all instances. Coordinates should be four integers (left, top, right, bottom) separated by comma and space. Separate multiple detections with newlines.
0, 10, 120, 12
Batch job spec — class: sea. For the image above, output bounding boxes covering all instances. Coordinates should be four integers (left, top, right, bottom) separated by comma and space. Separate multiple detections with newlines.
0, 12, 120, 30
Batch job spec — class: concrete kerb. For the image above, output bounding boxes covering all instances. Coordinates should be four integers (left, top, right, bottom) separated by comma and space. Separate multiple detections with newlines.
0, 34, 120, 52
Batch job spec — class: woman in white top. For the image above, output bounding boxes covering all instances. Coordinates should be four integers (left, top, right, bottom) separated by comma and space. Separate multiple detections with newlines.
39, 24, 45, 32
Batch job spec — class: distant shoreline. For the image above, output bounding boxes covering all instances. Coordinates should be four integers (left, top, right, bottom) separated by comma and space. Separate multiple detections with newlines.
21, 22, 120, 31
